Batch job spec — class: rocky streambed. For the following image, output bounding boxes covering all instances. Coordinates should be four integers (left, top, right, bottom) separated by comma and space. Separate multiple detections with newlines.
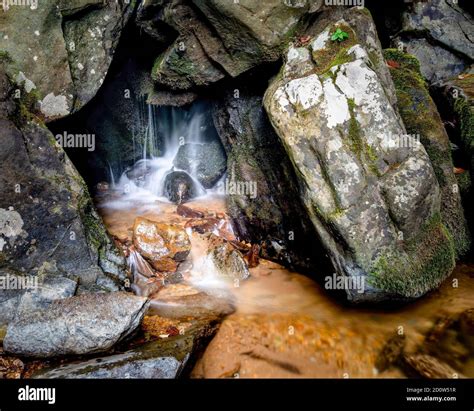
0, 0, 473, 381
1, 192, 472, 379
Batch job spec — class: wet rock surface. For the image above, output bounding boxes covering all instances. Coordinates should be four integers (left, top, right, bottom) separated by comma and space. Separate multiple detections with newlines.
3, 292, 149, 358
133, 217, 191, 267
163, 171, 201, 204
173, 142, 226, 189
0, 63, 127, 295
0, 0, 133, 119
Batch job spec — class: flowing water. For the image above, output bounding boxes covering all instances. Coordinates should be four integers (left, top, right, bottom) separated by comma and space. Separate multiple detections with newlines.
96, 101, 474, 379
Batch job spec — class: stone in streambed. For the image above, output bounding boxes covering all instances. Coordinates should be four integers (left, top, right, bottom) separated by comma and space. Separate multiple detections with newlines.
133, 217, 191, 272
163, 171, 200, 204
209, 241, 250, 282
3, 292, 149, 358
148, 284, 234, 320
31, 320, 219, 379
173, 142, 226, 189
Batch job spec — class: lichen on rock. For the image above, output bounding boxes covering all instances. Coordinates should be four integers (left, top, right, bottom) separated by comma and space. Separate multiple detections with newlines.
264, 8, 455, 302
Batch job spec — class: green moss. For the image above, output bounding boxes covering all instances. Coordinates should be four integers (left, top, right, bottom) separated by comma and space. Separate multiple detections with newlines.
368, 213, 456, 297
312, 24, 357, 75
456, 170, 471, 196
0, 50, 12, 63
454, 97, 474, 154
383, 49, 421, 73
384, 48, 470, 258
8, 81, 42, 128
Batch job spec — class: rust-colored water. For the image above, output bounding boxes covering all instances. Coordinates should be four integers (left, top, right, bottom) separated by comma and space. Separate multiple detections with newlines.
98, 194, 474, 379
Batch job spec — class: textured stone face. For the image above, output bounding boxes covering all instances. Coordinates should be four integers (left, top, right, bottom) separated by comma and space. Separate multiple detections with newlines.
394, 0, 474, 83
133, 217, 191, 264
173, 142, 227, 189
3, 292, 149, 357
264, 9, 454, 302
383, 49, 470, 258
212, 89, 324, 270
0, 0, 132, 120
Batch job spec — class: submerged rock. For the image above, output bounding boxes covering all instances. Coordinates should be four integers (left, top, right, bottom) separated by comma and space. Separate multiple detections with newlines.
264, 8, 454, 302
133, 217, 191, 271
3, 292, 149, 358
163, 171, 200, 204
173, 142, 226, 189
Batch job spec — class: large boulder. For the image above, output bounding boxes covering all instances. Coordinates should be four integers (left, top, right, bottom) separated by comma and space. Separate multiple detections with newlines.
145, 0, 323, 90
3, 292, 149, 357
191, 0, 322, 77
393, 0, 474, 83
383, 49, 470, 257
149, 0, 226, 91
0, 64, 127, 296
0, 0, 133, 120
437, 70, 474, 250
32, 318, 219, 378
173, 142, 226, 188
212, 89, 323, 270
264, 8, 455, 302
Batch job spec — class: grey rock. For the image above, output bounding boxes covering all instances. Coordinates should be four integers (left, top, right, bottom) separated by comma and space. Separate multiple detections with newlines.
163, 171, 201, 204
401, 0, 473, 60
264, 9, 454, 302
209, 241, 250, 282
212, 89, 324, 270
0, 66, 127, 291
173, 143, 226, 189
394, 0, 474, 83
32, 320, 219, 379
148, 284, 235, 319
0, 0, 133, 120
395, 38, 467, 84
191, 0, 321, 77
4, 292, 149, 358
16, 275, 78, 317
63, 1, 134, 109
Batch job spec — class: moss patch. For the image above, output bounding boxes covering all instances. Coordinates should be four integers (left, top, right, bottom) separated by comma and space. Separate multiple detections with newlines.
383, 48, 470, 258
312, 24, 357, 75
368, 214, 455, 298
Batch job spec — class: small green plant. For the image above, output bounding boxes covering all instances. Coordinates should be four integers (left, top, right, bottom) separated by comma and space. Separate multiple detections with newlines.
331, 28, 349, 42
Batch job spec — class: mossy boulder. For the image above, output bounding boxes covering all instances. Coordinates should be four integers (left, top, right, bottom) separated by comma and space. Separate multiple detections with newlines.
264, 9, 454, 302
0, 62, 127, 302
383, 49, 470, 258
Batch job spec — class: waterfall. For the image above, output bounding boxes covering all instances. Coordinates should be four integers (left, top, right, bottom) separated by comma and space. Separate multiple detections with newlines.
110, 100, 213, 203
